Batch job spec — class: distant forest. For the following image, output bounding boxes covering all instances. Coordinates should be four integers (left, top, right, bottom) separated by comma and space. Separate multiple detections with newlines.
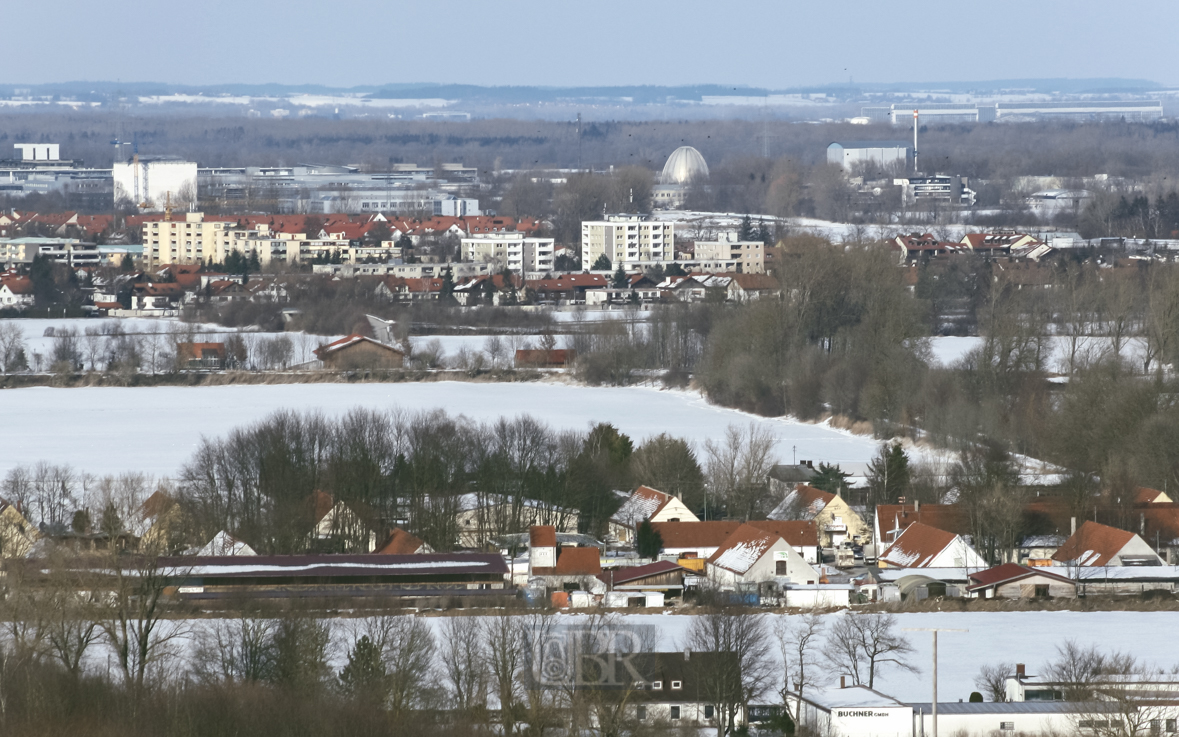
6, 113, 1179, 181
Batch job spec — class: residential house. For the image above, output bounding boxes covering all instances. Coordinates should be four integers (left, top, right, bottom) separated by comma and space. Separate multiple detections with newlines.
132, 490, 184, 553
314, 334, 404, 370
706, 523, 819, 587
613, 651, 743, 730
768, 484, 870, 547
0, 276, 34, 309
527, 273, 607, 303
965, 563, 1076, 599
0, 501, 38, 558
176, 342, 226, 370
651, 520, 820, 565
877, 522, 988, 569
527, 525, 603, 592
374, 527, 432, 555
195, 530, 257, 557
307, 490, 383, 553
891, 233, 964, 263
1052, 520, 1163, 567
455, 493, 579, 549
608, 486, 699, 545
131, 282, 185, 312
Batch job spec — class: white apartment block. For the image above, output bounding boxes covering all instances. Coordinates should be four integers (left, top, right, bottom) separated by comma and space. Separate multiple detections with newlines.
462, 233, 554, 275
693, 232, 767, 273
142, 213, 234, 268
581, 215, 674, 270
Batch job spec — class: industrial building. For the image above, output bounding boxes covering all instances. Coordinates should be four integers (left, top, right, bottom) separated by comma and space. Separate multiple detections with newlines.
827, 141, 912, 171
864, 100, 1164, 125
113, 156, 199, 210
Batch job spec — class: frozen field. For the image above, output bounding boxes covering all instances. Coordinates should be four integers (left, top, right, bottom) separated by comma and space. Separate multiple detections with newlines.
0, 382, 893, 477
927, 335, 1150, 371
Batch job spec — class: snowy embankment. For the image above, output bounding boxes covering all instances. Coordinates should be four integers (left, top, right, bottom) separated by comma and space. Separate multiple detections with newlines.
0, 382, 901, 477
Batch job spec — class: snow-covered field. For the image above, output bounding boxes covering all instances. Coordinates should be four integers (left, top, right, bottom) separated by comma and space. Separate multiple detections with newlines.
926, 335, 1149, 372
0, 382, 894, 477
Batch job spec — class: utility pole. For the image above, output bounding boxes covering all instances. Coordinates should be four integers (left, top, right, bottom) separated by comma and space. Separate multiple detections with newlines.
903, 628, 967, 737
913, 109, 920, 174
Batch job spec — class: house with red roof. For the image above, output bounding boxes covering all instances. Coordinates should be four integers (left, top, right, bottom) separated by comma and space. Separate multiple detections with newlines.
705, 523, 818, 587
608, 486, 699, 545
0, 275, 35, 309
374, 527, 432, 555
965, 563, 1076, 599
314, 334, 404, 370
1051, 521, 1162, 567
651, 520, 820, 565
877, 522, 987, 569
527, 525, 603, 591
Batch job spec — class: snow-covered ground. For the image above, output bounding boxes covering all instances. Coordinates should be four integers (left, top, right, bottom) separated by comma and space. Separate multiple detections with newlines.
0, 382, 901, 478
926, 335, 1150, 372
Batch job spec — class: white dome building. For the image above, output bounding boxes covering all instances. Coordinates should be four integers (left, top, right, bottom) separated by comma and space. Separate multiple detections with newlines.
659, 146, 709, 185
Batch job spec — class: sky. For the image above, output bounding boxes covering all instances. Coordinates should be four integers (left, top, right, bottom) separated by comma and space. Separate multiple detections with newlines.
6, 0, 1179, 89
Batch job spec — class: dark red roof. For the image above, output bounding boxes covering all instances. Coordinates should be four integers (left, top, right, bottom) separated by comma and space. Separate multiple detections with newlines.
598, 560, 690, 585
966, 563, 1072, 591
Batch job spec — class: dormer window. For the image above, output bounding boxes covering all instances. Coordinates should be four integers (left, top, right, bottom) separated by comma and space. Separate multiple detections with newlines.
671, 680, 682, 690
652, 681, 662, 690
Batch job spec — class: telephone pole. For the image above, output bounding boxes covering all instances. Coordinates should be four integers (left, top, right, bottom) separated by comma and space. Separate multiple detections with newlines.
903, 628, 967, 737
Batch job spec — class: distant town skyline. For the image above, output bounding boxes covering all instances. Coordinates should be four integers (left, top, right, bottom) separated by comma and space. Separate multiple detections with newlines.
5, 0, 1179, 89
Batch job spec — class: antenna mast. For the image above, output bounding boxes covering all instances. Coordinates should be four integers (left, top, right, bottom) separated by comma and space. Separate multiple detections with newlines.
913, 109, 919, 173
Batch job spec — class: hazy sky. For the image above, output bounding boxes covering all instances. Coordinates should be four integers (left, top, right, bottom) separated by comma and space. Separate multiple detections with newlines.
7, 0, 1179, 89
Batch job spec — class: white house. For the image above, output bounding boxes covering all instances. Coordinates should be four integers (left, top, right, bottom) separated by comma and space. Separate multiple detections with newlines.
608, 486, 698, 544
877, 522, 987, 569
706, 523, 818, 587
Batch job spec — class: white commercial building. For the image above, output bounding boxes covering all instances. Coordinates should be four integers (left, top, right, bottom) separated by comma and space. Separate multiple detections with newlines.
827, 141, 911, 172
461, 232, 554, 275
581, 215, 674, 270
113, 157, 198, 211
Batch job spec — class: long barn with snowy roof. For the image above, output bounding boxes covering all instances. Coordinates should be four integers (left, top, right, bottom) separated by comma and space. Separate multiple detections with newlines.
159, 553, 509, 606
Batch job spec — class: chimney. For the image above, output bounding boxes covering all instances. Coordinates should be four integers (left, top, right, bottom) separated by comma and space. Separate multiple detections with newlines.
1071, 517, 1076, 536
683, 648, 690, 662
840, 676, 847, 689
1016, 663, 1026, 679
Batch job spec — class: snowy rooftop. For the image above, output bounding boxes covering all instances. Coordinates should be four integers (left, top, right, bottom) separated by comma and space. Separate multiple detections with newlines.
611, 486, 670, 527
708, 524, 778, 574
799, 684, 908, 709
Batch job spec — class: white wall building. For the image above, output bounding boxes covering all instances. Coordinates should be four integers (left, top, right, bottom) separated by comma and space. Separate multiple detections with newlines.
693, 231, 768, 273
581, 215, 674, 270
461, 232, 554, 274
113, 158, 198, 211
827, 141, 911, 172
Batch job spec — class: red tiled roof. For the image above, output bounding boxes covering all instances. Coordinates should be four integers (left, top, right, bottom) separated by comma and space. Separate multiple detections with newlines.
553, 546, 601, 575
707, 523, 780, 575
651, 520, 818, 550
530, 525, 557, 548
374, 527, 427, 555
597, 560, 690, 585
1136, 487, 1169, 504
612, 486, 673, 528
1051, 521, 1137, 566
878, 522, 958, 567
0, 276, 34, 294
966, 563, 1072, 591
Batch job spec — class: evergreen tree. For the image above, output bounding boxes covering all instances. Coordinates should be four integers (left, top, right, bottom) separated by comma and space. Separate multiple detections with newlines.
665, 262, 686, 276
635, 519, 663, 559
591, 254, 611, 271
738, 215, 755, 241
866, 442, 911, 509
810, 463, 852, 495
120, 253, 135, 271
440, 266, 455, 303
756, 218, 772, 245
612, 266, 629, 288
339, 635, 389, 706
100, 501, 123, 538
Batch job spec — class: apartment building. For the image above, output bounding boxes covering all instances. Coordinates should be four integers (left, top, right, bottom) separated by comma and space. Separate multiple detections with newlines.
580, 215, 674, 270
693, 231, 767, 273
142, 213, 235, 268
462, 232, 555, 275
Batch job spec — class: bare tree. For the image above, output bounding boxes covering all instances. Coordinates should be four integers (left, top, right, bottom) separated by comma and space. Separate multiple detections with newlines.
683, 605, 773, 737
774, 610, 825, 723
41, 551, 102, 678
191, 612, 276, 684
705, 423, 778, 520
484, 612, 526, 736
824, 612, 916, 689
361, 615, 437, 718
439, 615, 489, 714
973, 662, 1013, 703
100, 553, 189, 695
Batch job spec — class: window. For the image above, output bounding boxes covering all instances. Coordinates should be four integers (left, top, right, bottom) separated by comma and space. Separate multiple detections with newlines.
705, 705, 714, 719
671, 680, 682, 690
652, 681, 662, 690
633, 681, 645, 689
1034, 585, 1050, 598
636, 706, 646, 721
776, 560, 788, 575
1000, 722, 1015, 731
670, 706, 680, 720
1165, 719, 1176, 733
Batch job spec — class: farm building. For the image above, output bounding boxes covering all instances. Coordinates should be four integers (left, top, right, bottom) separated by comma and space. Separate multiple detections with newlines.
965, 563, 1076, 599
314, 334, 404, 370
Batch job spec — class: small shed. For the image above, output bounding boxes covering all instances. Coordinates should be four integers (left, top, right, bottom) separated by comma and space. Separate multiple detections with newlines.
966, 563, 1076, 599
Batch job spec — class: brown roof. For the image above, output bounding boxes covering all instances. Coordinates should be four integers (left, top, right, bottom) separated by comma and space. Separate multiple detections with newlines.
177, 342, 226, 360
138, 490, 175, 521
313, 334, 403, 358
307, 490, 335, 526
530, 525, 557, 548
651, 520, 817, 549
553, 546, 601, 575
374, 527, 427, 555
966, 563, 1072, 591
0, 276, 34, 295
1136, 487, 1169, 504
878, 522, 958, 567
596, 560, 691, 586
876, 503, 973, 542
1052, 521, 1137, 566
515, 349, 575, 367
707, 523, 781, 575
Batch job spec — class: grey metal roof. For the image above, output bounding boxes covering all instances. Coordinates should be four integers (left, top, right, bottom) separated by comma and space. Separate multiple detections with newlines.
828, 141, 911, 150
908, 701, 1120, 715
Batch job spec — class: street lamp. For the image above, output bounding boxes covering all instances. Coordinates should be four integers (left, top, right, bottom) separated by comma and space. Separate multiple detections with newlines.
902, 628, 967, 737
